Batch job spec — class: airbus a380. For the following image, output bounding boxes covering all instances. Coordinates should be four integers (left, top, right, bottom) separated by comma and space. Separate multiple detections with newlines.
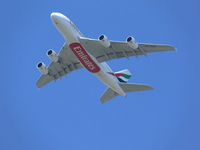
36, 12, 176, 103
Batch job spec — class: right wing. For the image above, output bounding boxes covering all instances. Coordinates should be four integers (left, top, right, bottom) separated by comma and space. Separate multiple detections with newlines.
36, 43, 83, 88
79, 38, 176, 63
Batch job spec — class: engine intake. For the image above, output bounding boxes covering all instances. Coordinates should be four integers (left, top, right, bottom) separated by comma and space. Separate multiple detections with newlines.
126, 36, 138, 49
37, 62, 48, 75
98, 34, 111, 47
46, 49, 59, 62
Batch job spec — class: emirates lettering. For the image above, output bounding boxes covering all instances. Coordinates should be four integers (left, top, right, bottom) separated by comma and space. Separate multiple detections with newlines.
73, 46, 96, 70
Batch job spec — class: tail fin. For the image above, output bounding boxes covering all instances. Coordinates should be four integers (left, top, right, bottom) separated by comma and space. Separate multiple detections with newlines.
112, 69, 132, 83
100, 83, 154, 104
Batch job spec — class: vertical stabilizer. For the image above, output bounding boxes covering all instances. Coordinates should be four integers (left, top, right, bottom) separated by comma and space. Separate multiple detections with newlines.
108, 69, 132, 83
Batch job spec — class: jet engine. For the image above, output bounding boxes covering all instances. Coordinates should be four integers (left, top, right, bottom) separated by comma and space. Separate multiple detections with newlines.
37, 62, 48, 75
98, 34, 111, 47
46, 49, 59, 62
126, 36, 138, 49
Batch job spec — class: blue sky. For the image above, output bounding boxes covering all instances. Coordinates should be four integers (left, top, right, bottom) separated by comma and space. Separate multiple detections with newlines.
0, 0, 200, 149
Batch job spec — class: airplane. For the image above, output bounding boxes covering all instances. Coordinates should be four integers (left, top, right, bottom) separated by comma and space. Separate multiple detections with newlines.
36, 12, 176, 103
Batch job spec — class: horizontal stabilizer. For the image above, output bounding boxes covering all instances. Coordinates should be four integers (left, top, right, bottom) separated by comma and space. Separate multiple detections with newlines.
119, 83, 154, 93
100, 83, 154, 104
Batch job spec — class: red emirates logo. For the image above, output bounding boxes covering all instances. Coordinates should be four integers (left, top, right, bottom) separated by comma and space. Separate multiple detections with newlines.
69, 43, 100, 73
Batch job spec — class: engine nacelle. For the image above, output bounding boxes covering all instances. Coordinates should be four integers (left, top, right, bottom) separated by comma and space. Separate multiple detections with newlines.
126, 36, 138, 49
37, 62, 48, 75
98, 34, 111, 48
46, 49, 59, 62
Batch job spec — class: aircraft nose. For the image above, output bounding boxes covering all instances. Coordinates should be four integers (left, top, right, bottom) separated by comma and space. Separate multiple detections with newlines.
51, 12, 60, 24
51, 12, 61, 18
51, 12, 56, 19
51, 12, 70, 25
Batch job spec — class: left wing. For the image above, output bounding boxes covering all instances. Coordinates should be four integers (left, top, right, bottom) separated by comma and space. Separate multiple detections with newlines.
78, 37, 176, 63
36, 43, 83, 88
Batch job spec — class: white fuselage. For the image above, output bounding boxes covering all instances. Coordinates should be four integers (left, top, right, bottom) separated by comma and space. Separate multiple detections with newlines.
51, 12, 125, 96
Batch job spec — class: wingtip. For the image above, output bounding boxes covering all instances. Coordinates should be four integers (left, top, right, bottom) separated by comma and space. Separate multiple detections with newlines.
148, 86, 154, 90
171, 45, 177, 51
100, 99, 105, 104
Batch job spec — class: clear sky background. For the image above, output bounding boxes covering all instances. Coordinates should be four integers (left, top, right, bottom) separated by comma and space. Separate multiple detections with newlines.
0, 0, 200, 150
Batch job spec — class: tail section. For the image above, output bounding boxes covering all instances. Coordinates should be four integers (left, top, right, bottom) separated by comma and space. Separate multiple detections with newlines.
100, 83, 154, 104
108, 69, 132, 83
